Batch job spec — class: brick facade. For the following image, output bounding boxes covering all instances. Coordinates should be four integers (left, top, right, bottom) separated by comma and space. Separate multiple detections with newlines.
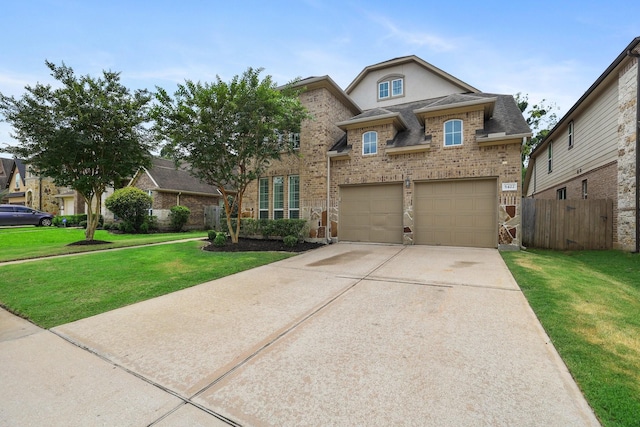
244, 84, 357, 239
330, 111, 522, 247
132, 170, 219, 230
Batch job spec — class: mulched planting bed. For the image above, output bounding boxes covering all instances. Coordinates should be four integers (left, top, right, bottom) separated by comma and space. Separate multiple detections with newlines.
203, 237, 326, 253
67, 240, 112, 246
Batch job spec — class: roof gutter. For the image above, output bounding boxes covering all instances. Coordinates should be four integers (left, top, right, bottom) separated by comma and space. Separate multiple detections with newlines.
627, 49, 640, 253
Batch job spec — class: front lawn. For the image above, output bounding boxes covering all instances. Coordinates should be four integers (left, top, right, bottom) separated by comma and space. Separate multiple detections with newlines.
501, 250, 640, 427
0, 226, 208, 262
0, 240, 294, 328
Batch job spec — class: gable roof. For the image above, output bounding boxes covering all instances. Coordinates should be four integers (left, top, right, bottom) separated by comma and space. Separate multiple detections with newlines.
0, 157, 13, 190
345, 55, 480, 95
292, 75, 362, 115
133, 157, 222, 196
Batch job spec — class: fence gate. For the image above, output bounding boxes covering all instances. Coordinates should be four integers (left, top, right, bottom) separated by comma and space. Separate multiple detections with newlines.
204, 205, 221, 230
522, 199, 613, 250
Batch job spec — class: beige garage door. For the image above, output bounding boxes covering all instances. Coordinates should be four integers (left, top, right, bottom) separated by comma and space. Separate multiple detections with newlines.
414, 179, 497, 248
339, 184, 403, 244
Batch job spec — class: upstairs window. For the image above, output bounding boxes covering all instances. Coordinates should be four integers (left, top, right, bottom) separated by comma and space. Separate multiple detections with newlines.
289, 132, 300, 150
444, 120, 463, 146
362, 131, 378, 155
392, 78, 403, 96
548, 141, 553, 173
14, 172, 20, 190
378, 75, 404, 101
568, 121, 574, 149
379, 81, 389, 99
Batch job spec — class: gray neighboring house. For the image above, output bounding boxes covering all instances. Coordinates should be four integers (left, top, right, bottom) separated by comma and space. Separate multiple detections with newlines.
129, 157, 222, 230
524, 37, 640, 252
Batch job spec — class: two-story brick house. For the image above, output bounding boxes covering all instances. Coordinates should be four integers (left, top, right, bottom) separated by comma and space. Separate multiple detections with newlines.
244, 56, 531, 249
524, 37, 640, 252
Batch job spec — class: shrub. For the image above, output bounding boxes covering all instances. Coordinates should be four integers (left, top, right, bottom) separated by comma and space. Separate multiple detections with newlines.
105, 187, 152, 234
53, 214, 103, 228
79, 220, 87, 229
283, 235, 298, 248
169, 205, 191, 232
220, 218, 308, 240
213, 232, 227, 247
139, 216, 158, 234
208, 230, 218, 241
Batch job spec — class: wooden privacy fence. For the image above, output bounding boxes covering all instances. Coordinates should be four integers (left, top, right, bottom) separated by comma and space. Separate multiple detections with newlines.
522, 198, 613, 250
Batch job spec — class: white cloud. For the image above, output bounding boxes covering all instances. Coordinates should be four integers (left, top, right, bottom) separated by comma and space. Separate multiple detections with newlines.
367, 13, 456, 52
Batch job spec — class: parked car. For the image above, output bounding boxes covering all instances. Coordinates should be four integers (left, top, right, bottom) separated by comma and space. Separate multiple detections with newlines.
0, 204, 54, 226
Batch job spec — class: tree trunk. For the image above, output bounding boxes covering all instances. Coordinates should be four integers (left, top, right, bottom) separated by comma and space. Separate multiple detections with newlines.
84, 193, 102, 241
220, 188, 239, 244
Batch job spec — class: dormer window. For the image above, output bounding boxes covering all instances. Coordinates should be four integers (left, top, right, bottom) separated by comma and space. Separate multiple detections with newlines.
444, 119, 463, 146
378, 74, 404, 101
363, 131, 378, 155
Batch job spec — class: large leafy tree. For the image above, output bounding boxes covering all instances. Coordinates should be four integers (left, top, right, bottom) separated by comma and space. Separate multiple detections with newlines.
153, 67, 309, 243
515, 93, 559, 167
0, 61, 153, 240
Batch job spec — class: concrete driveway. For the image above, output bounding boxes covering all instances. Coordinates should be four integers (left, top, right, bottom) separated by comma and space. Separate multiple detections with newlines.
0, 243, 600, 426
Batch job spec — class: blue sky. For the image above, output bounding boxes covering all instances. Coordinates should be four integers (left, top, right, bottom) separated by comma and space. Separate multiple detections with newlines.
1, 0, 639, 157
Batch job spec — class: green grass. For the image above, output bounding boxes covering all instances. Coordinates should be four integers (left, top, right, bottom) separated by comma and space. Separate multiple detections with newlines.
0, 240, 294, 328
0, 226, 208, 262
501, 250, 640, 427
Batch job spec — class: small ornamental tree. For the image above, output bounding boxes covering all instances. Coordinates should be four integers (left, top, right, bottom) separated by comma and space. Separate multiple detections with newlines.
0, 61, 153, 241
152, 67, 310, 243
105, 187, 152, 233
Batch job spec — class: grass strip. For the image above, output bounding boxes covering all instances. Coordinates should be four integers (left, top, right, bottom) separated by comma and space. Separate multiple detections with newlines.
501, 249, 640, 427
0, 241, 293, 328
0, 226, 208, 262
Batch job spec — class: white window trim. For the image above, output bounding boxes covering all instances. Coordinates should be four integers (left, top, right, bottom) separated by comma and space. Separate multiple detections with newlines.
259, 177, 269, 219
362, 131, 378, 155
273, 176, 284, 219
443, 119, 463, 147
288, 175, 300, 219
568, 121, 574, 149
289, 132, 300, 150
377, 74, 405, 101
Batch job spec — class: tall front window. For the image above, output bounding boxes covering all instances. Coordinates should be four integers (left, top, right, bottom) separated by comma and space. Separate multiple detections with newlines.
548, 142, 553, 173
288, 175, 300, 219
444, 120, 463, 146
363, 131, 377, 155
273, 176, 284, 219
259, 177, 269, 219
14, 172, 20, 190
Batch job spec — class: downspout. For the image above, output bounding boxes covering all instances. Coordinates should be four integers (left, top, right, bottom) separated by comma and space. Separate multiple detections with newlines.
628, 49, 640, 253
326, 155, 332, 243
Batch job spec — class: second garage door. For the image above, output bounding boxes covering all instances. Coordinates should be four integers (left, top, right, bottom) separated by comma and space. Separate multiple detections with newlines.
339, 184, 403, 244
414, 179, 497, 248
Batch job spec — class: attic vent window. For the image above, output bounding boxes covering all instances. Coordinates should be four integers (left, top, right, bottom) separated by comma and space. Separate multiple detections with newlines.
378, 75, 404, 101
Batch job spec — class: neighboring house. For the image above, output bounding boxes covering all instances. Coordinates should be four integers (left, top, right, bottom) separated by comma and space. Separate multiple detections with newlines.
243, 55, 530, 249
0, 157, 14, 202
524, 37, 640, 252
4, 158, 27, 206
129, 157, 222, 230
